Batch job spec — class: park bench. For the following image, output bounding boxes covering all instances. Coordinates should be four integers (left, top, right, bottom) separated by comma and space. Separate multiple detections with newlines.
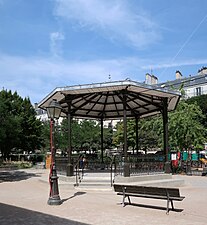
113, 184, 185, 214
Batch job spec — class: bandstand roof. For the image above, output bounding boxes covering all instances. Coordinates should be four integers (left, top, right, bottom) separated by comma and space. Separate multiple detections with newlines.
38, 80, 181, 119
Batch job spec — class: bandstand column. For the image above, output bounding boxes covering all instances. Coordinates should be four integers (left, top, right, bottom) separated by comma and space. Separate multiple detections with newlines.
100, 117, 104, 164
123, 92, 130, 177
66, 101, 73, 176
135, 115, 139, 155
162, 97, 171, 173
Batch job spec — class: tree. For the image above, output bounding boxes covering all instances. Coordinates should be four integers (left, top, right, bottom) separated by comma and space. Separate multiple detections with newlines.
0, 90, 21, 159
113, 118, 160, 151
138, 117, 161, 150
168, 101, 206, 150
0, 89, 44, 159
112, 121, 124, 147
102, 124, 113, 150
40, 120, 50, 152
19, 98, 43, 153
139, 101, 206, 151
57, 118, 113, 154
112, 100, 207, 153
186, 94, 207, 127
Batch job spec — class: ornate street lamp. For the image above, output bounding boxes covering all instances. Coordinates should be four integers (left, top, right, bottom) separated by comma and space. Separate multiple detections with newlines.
46, 99, 62, 205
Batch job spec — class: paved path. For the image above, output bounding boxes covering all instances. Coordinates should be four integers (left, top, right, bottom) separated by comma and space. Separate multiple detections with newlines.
0, 168, 207, 225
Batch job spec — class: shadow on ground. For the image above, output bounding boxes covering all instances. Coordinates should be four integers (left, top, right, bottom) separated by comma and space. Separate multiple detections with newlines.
0, 202, 88, 225
62, 192, 86, 203
0, 170, 40, 183
121, 202, 183, 213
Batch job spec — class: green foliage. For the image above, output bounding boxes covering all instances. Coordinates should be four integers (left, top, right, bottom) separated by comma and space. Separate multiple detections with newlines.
140, 116, 162, 149
186, 94, 207, 126
16, 161, 33, 169
19, 98, 44, 152
112, 100, 207, 152
0, 161, 33, 169
168, 101, 206, 150
40, 121, 50, 151
0, 89, 44, 159
113, 118, 161, 150
169, 83, 185, 97
112, 121, 123, 146
55, 119, 113, 153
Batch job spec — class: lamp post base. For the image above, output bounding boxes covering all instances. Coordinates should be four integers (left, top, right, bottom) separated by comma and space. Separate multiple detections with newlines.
48, 163, 62, 205
47, 195, 62, 205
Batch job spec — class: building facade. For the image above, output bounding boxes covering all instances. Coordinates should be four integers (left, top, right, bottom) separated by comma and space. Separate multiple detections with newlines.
157, 68, 207, 99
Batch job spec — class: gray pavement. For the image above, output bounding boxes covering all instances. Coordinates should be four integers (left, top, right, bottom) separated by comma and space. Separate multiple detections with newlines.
0, 168, 207, 225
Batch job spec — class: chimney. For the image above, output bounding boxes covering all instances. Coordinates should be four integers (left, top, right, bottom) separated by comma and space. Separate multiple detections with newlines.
176, 70, 182, 79
151, 75, 158, 84
198, 67, 207, 75
34, 103, 38, 110
145, 73, 158, 85
145, 73, 152, 84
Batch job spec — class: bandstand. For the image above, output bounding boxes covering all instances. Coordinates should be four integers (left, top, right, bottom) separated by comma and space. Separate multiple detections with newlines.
38, 79, 181, 178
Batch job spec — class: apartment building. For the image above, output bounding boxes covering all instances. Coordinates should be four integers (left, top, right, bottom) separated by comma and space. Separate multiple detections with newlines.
156, 67, 207, 99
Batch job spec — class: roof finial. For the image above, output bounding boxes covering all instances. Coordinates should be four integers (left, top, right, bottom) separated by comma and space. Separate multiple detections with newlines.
150, 67, 153, 76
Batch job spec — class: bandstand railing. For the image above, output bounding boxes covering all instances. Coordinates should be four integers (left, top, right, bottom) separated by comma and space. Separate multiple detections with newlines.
55, 154, 165, 178
113, 154, 165, 176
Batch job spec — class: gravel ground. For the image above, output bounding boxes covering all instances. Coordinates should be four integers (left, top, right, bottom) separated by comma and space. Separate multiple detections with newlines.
0, 168, 207, 225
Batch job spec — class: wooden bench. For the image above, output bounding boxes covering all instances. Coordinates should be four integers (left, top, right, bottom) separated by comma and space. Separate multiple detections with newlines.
113, 184, 185, 214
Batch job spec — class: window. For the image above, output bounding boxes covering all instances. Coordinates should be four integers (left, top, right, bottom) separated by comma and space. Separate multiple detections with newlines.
196, 87, 202, 96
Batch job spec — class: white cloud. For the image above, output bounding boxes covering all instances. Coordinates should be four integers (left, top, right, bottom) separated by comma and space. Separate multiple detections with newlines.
142, 58, 207, 70
1, 52, 206, 104
50, 32, 65, 57
0, 54, 143, 103
54, 0, 160, 48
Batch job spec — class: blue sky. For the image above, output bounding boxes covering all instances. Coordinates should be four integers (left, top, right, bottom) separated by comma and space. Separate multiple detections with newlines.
0, 0, 207, 104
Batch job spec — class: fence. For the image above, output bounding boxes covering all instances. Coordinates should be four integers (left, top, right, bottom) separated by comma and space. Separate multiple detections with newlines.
55, 154, 165, 176
113, 154, 165, 176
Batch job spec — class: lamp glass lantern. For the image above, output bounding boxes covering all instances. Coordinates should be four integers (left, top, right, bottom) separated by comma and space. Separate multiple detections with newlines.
46, 99, 62, 120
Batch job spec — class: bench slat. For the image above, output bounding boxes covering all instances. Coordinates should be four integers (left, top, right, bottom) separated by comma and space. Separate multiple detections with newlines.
117, 192, 185, 201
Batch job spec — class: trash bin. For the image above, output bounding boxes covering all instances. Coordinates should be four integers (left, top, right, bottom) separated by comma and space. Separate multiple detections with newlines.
45, 154, 51, 169
66, 163, 74, 176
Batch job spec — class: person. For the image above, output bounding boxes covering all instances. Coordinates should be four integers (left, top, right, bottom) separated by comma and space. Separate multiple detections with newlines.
79, 156, 84, 169
83, 156, 87, 168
